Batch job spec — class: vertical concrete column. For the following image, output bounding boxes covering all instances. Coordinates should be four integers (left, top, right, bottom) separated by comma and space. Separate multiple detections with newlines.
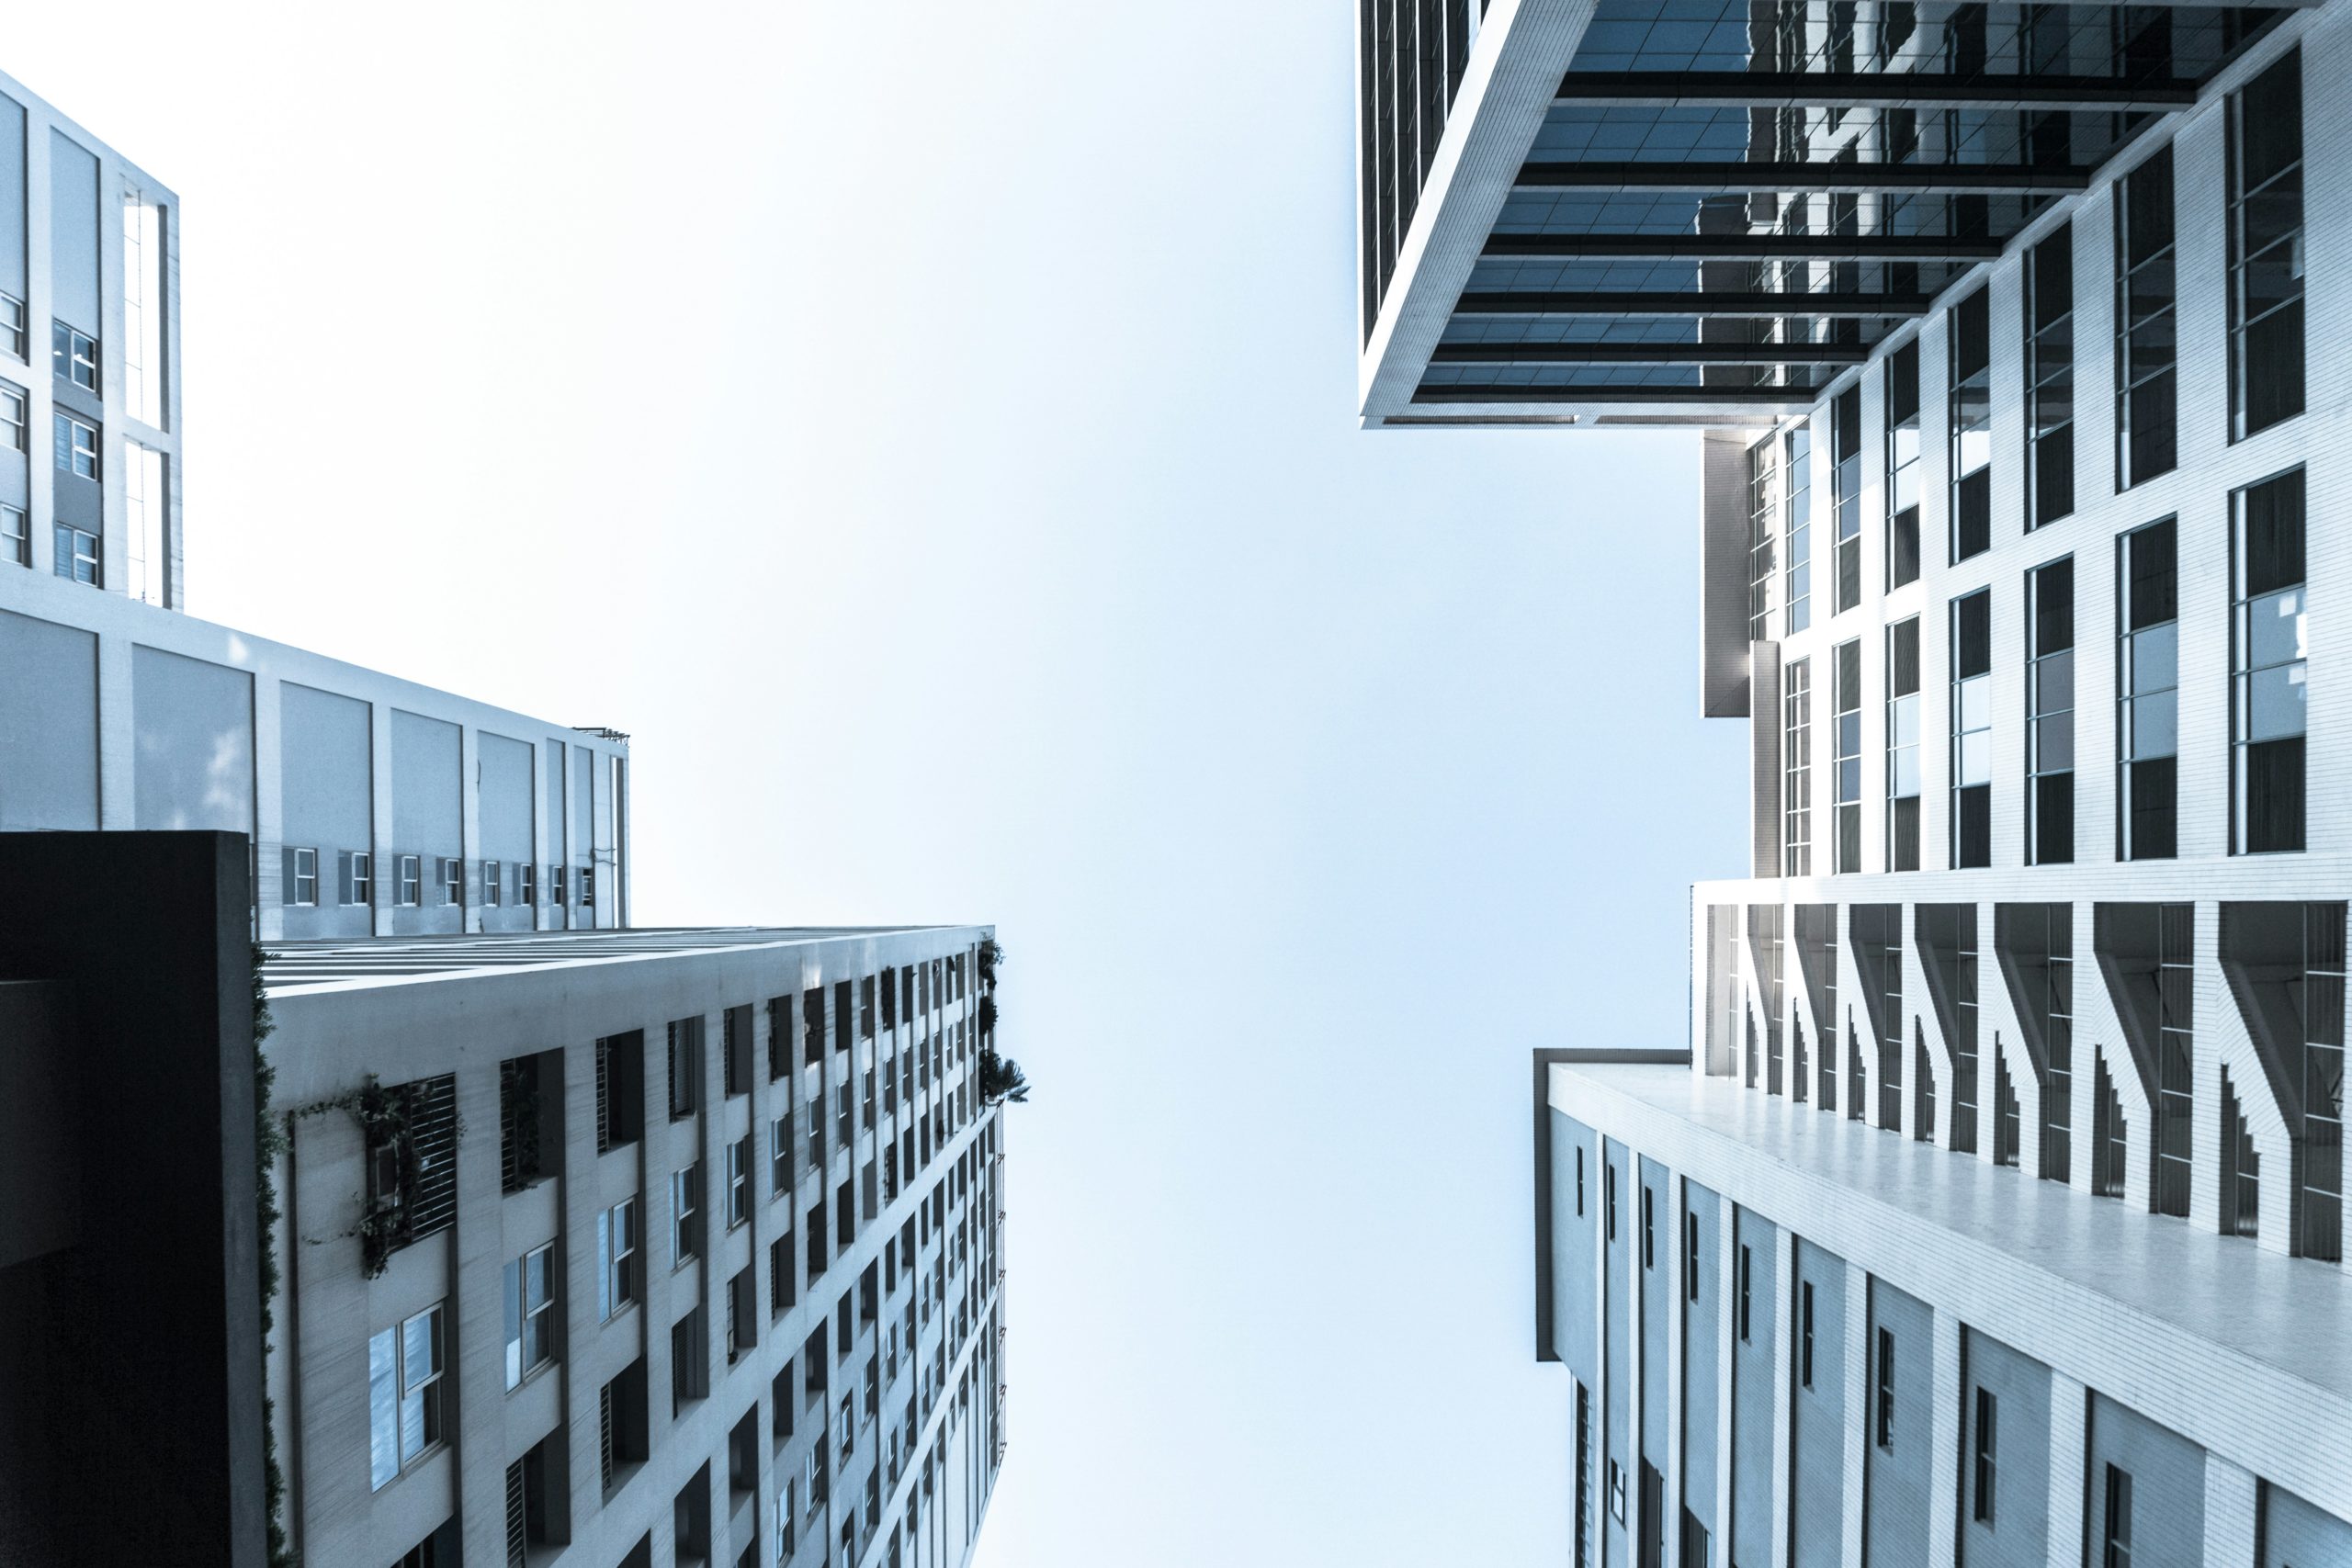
2188, 900, 2225, 1235
1769, 1226, 1794, 1568
95, 626, 133, 829
1926, 1307, 1963, 1565
560, 1033, 604, 1551
1838, 1262, 1867, 1568
2046, 1373, 2087, 1568
1665, 1175, 1688, 1568
2201, 1456, 2259, 1566
254, 674, 285, 942
453, 1056, 505, 1562
369, 703, 395, 936
459, 726, 482, 935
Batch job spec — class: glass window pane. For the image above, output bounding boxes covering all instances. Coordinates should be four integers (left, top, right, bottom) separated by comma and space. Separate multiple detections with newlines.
2130, 691, 2178, 760
2130, 625, 2177, 695
368, 1329, 399, 1489
2248, 663, 2308, 740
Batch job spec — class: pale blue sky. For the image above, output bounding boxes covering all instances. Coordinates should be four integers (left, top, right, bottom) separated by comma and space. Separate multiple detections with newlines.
20, 4, 1742, 1561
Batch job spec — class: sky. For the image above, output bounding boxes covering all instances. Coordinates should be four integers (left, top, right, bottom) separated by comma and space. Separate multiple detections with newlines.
15, 4, 1744, 1562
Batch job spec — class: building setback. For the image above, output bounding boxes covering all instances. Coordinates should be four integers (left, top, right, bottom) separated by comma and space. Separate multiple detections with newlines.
1359, 0, 2352, 1562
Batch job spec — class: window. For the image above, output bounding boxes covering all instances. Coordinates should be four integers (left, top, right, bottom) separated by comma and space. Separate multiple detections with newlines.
673, 1305, 708, 1413
1800, 1280, 1815, 1387
1640, 1185, 1655, 1269
1747, 436, 1779, 642
1684, 1213, 1699, 1303
2028, 558, 2075, 864
581, 864, 596, 908
443, 856, 463, 906
2232, 468, 2306, 853
0, 293, 22, 358
348, 852, 373, 906
727, 1136, 752, 1229
503, 1245, 556, 1390
594, 1033, 643, 1153
1951, 591, 1992, 868
1949, 288, 1992, 561
53, 525, 97, 585
0, 379, 24, 450
1885, 341, 1921, 587
1887, 618, 1921, 871
398, 854, 423, 906
121, 439, 164, 605
1575, 1146, 1585, 1215
1874, 1327, 1895, 1448
725, 1004, 753, 1097
1834, 639, 1863, 873
51, 321, 97, 391
53, 412, 97, 479
549, 864, 566, 908
2115, 147, 2177, 489
673, 1164, 703, 1265
1604, 1162, 1617, 1242
771, 1116, 790, 1196
1833, 384, 1862, 613
1785, 426, 1813, 634
2296, 904, 2344, 1262
669, 1018, 702, 1119
2103, 1465, 2133, 1568
289, 847, 318, 907
2119, 519, 2178, 860
2026, 225, 2075, 526
518, 862, 536, 907
483, 859, 501, 906
1973, 1387, 1997, 1522
2228, 49, 2303, 440
1784, 659, 1812, 875
121, 195, 164, 425
597, 1198, 639, 1321
368, 1303, 445, 1490
1737, 1244, 1753, 1342
0, 505, 23, 568
2154, 904, 2195, 1217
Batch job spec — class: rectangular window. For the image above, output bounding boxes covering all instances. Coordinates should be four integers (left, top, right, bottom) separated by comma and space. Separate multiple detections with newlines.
1833, 384, 1862, 613
2228, 49, 2303, 441
1748, 435, 1779, 642
1973, 1387, 1997, 1522
442, 857, 463, 906
1736, 1243, 1753, 1342
482, 860, 502, 906
1874, 1327, 1895, 1449
580, 865, 595, 908
2298, 904, 2345, 1261
368, 1303, 445, 1490
549, 864, 566, 908
1785, 426, 1813, 635
1834, 639, 1863, 873
673, 1164, 702, 1265
1949, 288, 1992, 561
518, 862, 535, 907
503, 1245, 555, 1390
669, 1018, 701, 1119
53, 525, 97, 586
2233, 468, 2306, 853
398, 854, 422, 906
1800, 1280, 1815, 1388
2026, 224, 2075, 526
1575, 1146, 1585, 1215
2155, 904, 2195, 1217
0, 293, 22, 358
290, 847, 318, 907
1785, 658, 1813, 875
1885, 341, 1922, 588
1887, 618, 1921, 871
771, 1116, 790, 1195
346, 852, 371, 906
0, 504, 24, 568
2119, 519, 2178, 860
1685, 1213, 1700, 1303
596, 1198, 639, 1321
1951, 590, 1992, 867
727, 1135, 752, 1230
1640, 1185, 1655, 1269
0, 379, 24, 451
51, 320, 97, 392
2104, 1465, 2133, 1568
2115, 147, 2177, 489
121, 194, 164, 426
1604, 1162, 1617, 1242
2028, 558, 2075, 863
52, 411, 97, 479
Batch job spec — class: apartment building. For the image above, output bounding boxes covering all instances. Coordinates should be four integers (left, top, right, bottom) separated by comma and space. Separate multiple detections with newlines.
1359, 0, 2352, 1561
265, 929, 1006, 1568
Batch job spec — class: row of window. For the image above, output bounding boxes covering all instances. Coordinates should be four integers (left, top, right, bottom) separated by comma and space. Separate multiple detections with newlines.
1758, 50, 2306, 643
283, 848, 594, 910
1782, 466, 2310, 875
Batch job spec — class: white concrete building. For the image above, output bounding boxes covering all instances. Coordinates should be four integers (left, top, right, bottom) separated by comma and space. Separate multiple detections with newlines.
1358, 0, 2352, 1562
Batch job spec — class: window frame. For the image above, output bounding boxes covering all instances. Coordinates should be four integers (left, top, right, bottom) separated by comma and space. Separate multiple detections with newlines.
368, 1302, 447, 1491
291, 846, 318, 907
398, 854, 423, 906
503, 1243, 557, 1391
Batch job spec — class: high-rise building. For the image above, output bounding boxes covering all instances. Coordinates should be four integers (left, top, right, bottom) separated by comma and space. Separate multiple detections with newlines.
1358, 1, 2352, 1562
0, 67, 1009, 1568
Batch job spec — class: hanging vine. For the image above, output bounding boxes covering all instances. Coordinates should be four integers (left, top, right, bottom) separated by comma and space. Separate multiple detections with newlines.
252, 945, 296, 1568
291, 1073, 413, 1280
974, 936, 1030, 1105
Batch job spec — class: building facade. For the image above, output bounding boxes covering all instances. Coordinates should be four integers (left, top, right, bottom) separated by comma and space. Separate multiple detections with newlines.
1358, 0, 2352, 1561
265, 929, 1006, 1568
